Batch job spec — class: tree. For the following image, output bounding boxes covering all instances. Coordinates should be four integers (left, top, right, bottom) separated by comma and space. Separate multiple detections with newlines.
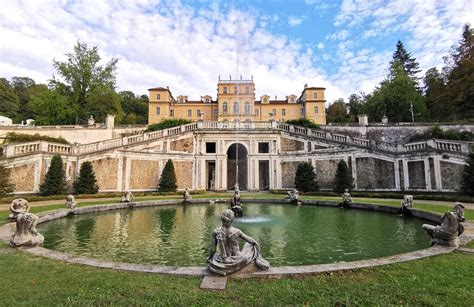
461, 152, 474, 196
326, 98, 349, 123
0, 78, 20, 119
84, 85, 123, 122
28, 87, 77, 125
73, 161, 99, 194
52, 41, 119, 119
443, 24, 474, 121
347, 93, 366, 121
0, 158, 14, 196
11, 77, 48, 122
294, 162, 318, 192
333, 160, 354, 194
39, 155, 67, 196
390, 40, 421, 83
365, 61, 426, 122
158, 159, 177, 192
423, 68, 450, 121
119, 91, 149, 124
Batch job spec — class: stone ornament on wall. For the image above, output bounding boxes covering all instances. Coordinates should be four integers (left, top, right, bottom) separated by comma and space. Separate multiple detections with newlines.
9, 198, 44, 247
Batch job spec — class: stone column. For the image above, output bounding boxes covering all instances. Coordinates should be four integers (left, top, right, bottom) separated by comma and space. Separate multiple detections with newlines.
433, 157, 442, 190
394, 159, 401, 191
221, 158, 227, 190
351, 156, 358, 190
402, 159, 410, 190
117, 157, 123, 191
424, 158, 432, 191
33, 159, 42, 193
275, 158, 282, 189
253, 159, 259, 190
124, 157, 131, 191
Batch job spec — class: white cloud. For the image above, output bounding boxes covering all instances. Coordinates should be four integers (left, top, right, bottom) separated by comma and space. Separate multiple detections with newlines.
288, 16, 305, 27
0, 0, 343, 103
317, 42, 325, 49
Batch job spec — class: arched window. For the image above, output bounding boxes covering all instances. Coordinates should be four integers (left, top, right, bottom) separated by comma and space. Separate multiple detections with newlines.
222, 102, 228, 114
245, 101, 250, 114
233, 101, 239, 114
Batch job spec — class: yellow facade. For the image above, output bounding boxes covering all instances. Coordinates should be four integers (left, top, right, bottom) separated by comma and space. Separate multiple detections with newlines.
148, 79, 326, 125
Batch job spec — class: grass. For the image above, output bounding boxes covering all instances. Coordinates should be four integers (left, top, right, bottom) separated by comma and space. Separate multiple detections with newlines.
0, 251, 472, 305
465, 241, 474, 248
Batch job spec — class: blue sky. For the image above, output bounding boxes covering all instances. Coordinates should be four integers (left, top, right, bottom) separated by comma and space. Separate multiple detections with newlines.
1, 0, 473, 103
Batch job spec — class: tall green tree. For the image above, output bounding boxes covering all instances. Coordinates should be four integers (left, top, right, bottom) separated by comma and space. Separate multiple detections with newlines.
11, 77, 48, 122
390, 40, 421, 83
327, 98, 349, 123
294, 162, 318, 192
443, 24, 474, 121
52, 41, 119, 119
461, 152, 474, 196
423, 68, 449, 121
84, 85, 123, 122
158, 159, 177, 192
119, 91, 149, 124
347, 93, 366, 121
0, 78, 19, 119
0, 158, 14, 196
28, 87, 77, 125
333, 160, 354, 194
73, 161, 99, 194
365, 61, 426, 122
39, 155, 67, 196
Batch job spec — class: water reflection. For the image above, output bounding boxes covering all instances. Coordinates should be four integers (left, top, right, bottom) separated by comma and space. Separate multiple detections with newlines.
39, 203, 433, 266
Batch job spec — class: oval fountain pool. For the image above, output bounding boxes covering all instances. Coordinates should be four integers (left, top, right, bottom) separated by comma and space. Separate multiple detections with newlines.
37, 203, 433, 266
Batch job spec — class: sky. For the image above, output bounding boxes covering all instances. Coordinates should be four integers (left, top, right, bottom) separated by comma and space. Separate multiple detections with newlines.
0, 0, 473, 104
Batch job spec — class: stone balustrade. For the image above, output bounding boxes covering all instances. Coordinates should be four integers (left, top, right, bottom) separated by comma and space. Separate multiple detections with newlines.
2, 121, 470, 158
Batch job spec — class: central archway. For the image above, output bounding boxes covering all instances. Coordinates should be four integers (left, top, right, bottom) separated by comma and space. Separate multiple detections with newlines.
227, 143, 248, 190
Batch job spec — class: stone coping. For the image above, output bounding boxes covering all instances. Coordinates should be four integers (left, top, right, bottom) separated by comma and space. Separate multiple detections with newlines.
1, 198, 472, 278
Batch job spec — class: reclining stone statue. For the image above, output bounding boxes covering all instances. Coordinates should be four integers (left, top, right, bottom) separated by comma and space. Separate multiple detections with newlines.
207, 209, 270, 276
121, 191, 135, 203
230, 186, 243, 217
183, 188, 192, 204
422, 204, 465, 247
453, 202, 465, 222
66, 194, 76, 210
9, 198, 44, 247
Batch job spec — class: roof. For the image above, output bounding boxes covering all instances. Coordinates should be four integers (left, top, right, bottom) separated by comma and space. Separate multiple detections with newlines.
255, 100, 301, 105
148, 87, 170, 91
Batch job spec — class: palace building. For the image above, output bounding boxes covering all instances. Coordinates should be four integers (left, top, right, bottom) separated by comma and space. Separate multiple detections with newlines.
148, 77, 327, 125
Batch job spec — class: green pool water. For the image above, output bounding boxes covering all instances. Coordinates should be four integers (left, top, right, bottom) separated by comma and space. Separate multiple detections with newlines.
38, 203, 433, 266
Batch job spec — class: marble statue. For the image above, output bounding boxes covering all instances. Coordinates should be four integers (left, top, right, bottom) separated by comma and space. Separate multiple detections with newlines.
121, 191, 134, 203
287, 188, 301, 205
341, 189, 352, 208
453, 202, 465, 222
230, 186, 243, 217
422, 209, 464, 247
183, 188, 192, 203
400, 195, 414, 216
9, 198, 44, 247
207, 209, 270, 276
66, 195, 76, 210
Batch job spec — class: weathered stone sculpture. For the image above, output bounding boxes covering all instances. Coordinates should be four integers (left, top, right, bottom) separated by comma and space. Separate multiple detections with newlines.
422, 210, 464, 247
453, 202, 465, 222
183, 188, 192, 203
121, 191, 134, 203
66, 194, 76, 210
340, 189, 352, 208
230, 186, 243, 217
208, 209, 270, 276
400, 194, 414, 216
9, 198, 44, 247
287, 188, 301, 205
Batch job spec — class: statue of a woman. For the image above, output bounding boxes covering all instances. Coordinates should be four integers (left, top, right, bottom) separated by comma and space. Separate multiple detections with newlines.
207, 209, 270, 275
9, 198, 44, 247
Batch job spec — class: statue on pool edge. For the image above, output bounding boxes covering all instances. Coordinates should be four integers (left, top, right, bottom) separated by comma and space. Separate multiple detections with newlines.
230, 186, 243, 217
207, 209, 270, 276
8, 198, 44, 247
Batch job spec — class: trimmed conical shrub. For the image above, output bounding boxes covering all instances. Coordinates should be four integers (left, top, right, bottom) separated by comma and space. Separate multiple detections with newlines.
294, 162, 318, 192
333, 160, 354, 193
74, 161, 99, 194
158, 159, 177, 192
40, 155, 67, 196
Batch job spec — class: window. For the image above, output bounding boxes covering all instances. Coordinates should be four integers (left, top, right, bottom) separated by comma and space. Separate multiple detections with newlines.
314, 106, 318, 113
157, 93, 161, 100
245, 86, 249, 94
222, 102, 228, 114
255, 109, 259, 116
263, 98, 267, 103
156, 106, 160, 115
282, 109, 286, 116
234, 86, 237, 93
245, 101, 250, 114
223, 87, 227, 94
180, 97, 185, 103
170, 109, 174, 117
272, 109, 276, 116
206, 97, 210, 103
213, 108, 218, 117
206, 142, 216, 153
234, 101, 239, 114
258, 142, 269, 153
313, 92, 318, 99
197, 109, 201, 116
301, 108, 305, 116
290, 97, 294, 103
188, 109, 192, 117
